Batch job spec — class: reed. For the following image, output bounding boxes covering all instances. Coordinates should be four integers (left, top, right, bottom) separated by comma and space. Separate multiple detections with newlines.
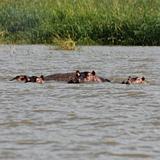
0, 0, 160, 45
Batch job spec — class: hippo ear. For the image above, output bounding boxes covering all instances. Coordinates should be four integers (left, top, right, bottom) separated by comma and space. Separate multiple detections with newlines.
40, 75, 44, 80
25, 76, 31, 82
76, 70, 80, 76
92, 71, 96, 75
76, 70, 80, 73
142, 77, 145, 81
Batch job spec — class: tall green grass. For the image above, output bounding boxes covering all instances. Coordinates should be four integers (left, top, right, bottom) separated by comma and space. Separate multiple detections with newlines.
0, 0, 160, 45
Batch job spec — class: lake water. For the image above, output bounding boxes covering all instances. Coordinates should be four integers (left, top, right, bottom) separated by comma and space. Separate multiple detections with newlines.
0, 45, 160, 160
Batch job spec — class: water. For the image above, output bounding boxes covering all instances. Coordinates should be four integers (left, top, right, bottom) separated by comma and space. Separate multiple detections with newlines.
0, 45, 160, 160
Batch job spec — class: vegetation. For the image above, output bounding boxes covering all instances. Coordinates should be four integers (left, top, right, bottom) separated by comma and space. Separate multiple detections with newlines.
53, 36, 76, 50
0, 0, 160, 45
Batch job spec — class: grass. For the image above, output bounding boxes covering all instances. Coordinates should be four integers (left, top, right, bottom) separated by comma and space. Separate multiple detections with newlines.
53, 36, 76, 50
0, 0, 160, 46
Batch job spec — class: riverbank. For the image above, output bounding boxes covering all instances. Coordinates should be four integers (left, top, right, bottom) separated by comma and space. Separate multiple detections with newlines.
0, 0, 160, 45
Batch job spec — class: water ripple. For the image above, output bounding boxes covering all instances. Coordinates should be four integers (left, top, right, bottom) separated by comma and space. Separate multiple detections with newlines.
0, 45, 160, 160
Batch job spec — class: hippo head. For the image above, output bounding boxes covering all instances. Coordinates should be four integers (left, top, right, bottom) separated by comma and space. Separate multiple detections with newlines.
10, 75, 44, 84
122, 76, 145, 84
78, 71, 96, 82
10, 75, 30, 83
68, 70, 96, 83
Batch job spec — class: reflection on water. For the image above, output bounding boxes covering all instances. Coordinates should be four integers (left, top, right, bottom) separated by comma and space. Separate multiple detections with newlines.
0, 45, 160, 160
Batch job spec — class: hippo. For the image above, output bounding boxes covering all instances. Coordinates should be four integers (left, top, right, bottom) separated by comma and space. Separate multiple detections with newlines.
68, 70, 111, 83
10, 70, 111, 84
122, 76, 145, 84
10, 75, 44, 84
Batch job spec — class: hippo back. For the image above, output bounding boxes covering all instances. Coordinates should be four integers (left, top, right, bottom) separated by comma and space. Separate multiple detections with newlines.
44, 72, 76, 81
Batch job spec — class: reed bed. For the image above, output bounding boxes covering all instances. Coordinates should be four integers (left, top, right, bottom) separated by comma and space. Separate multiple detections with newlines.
0, 0, 160, 45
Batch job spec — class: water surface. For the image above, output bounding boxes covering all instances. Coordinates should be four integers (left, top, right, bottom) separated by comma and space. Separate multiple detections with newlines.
0, 45, 160, 160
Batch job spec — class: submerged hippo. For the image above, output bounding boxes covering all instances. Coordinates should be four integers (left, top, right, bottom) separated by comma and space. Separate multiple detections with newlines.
68, 70, 111, 83
10, 75, 44, 84
122, 76, 145, 84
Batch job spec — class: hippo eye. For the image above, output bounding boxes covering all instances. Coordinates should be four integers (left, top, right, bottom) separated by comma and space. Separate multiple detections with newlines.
40, 75, 44, 80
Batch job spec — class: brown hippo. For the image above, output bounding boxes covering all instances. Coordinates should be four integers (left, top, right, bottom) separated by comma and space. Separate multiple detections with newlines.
122, 76, 145, 84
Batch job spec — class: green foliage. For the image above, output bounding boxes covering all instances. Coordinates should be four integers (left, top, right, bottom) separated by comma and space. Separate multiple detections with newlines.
0, 0, 160, 45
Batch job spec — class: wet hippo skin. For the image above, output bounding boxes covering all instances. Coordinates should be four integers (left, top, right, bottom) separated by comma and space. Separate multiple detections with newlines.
44, 72, 77, 82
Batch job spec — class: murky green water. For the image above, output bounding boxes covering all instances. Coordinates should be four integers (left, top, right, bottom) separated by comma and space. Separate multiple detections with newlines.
0, 45, 160, 160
